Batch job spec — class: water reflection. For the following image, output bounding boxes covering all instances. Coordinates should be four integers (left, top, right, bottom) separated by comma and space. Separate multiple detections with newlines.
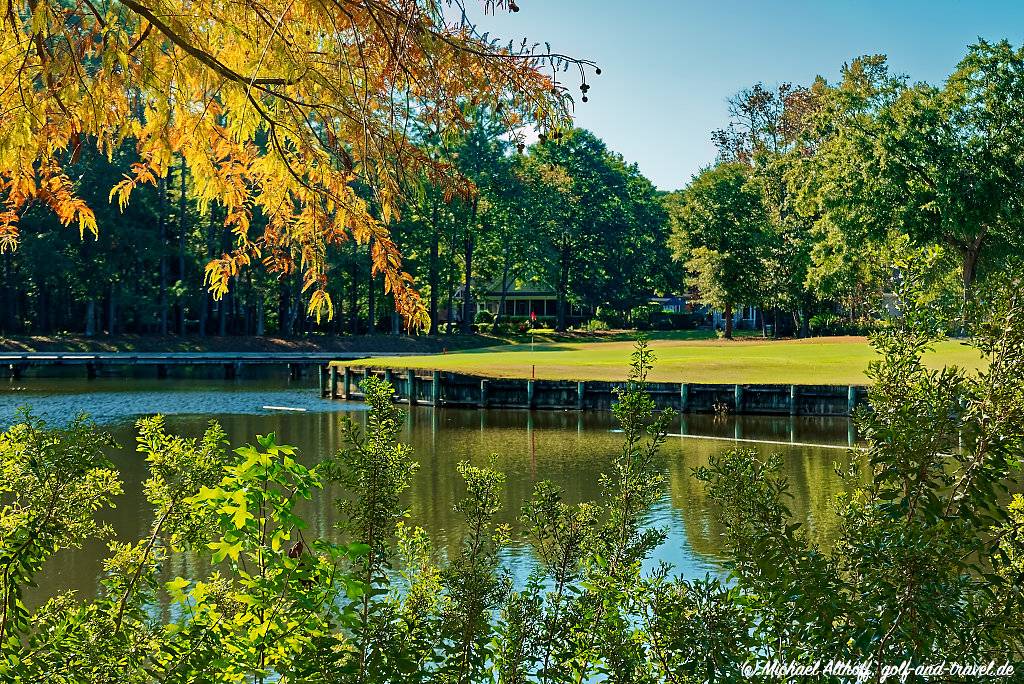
2, 376, 864, 602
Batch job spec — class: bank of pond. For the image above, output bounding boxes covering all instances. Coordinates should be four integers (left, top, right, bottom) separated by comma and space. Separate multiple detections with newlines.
327, 364, 868, 415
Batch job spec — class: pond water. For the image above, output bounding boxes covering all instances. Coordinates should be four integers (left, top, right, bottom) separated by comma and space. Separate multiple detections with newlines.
2, 370, 864, 602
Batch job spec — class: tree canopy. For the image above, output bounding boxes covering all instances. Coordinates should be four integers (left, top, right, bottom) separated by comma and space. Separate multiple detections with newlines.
792, 41, 1024, 299
1, 0, 595, 327
521, 128, 670, 330
666, 162, 766, 338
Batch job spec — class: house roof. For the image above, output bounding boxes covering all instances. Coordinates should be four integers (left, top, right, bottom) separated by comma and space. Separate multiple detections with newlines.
451, 272, 556, 300
484, 274, 554, 295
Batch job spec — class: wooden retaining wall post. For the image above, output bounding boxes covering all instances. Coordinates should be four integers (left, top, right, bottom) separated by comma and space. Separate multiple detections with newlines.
527, 380, 535, 409
318, 365, 326, 396
847, 385, 857, 415
480, 379, 488, 408
383, 368, 393, 393
342, 367, 352, 399
734, 384, 743, 413
86, 362, 97, 379
329, 366, 339, 399
432, 371, 441, 406
577, 381, 585, 410
407, 369, 417, 405
680, 383, 689, 413
789, 384, 798, 416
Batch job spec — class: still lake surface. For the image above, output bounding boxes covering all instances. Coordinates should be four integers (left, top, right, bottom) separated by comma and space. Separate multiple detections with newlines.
2, 370, 864, 601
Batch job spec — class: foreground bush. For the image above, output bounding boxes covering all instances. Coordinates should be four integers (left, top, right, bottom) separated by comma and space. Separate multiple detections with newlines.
1, 271, 1023, 682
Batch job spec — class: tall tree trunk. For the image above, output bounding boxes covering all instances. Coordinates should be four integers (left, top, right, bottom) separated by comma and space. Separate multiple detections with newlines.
242, 274, 252, 335
218, 297, 227, 336
198, 287, 208, 338
292, 268, 303, 336
460, 197, 477, 335
107, 283, 118, 336
278, 276, 291, 336
445, 247, 455, 336
961, 231, 986, 299
0, 253, 14, 333
723, 302, 734, 340
349, 241, 359, 335
492, 245, 511, 334
428, 199, 440, 335
367, 249, 376, 335
17, 286, 28, 334
199, 205, 217, 337
37, 283, 49, 334
158, 174, 169, 336
555, 242, 570, 332
217, 212, 231, 337
177, 158, 188, 335
85, 300, 96, 337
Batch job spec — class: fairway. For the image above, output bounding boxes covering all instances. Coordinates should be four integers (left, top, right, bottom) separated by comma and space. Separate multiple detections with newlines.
341, 335, 983, 385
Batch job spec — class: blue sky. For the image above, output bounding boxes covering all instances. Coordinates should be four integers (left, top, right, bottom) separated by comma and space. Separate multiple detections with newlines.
474, 1, 1024, 190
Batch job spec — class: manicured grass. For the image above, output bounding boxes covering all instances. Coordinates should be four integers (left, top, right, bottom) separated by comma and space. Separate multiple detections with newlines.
340, 335, 984, 385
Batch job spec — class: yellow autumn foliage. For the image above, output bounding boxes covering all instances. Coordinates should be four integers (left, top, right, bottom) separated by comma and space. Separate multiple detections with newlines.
0, 0, 590, 328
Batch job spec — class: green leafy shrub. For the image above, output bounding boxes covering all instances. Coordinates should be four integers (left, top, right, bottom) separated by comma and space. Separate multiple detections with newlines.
809, 312, 843, 335
491, 321, 520, 336
809, 312, 881, 336
695, 260, 1024, 671
651, 311, 701, 330
629, 302, 662, 329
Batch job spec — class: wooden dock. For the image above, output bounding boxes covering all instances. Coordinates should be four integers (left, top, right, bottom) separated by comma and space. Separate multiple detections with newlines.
2, 352, 409, 380
324, 365, 869, 417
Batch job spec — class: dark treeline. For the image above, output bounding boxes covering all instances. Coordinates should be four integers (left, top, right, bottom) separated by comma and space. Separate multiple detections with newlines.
0, 116, 675, 338
0, 144, 390, 338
